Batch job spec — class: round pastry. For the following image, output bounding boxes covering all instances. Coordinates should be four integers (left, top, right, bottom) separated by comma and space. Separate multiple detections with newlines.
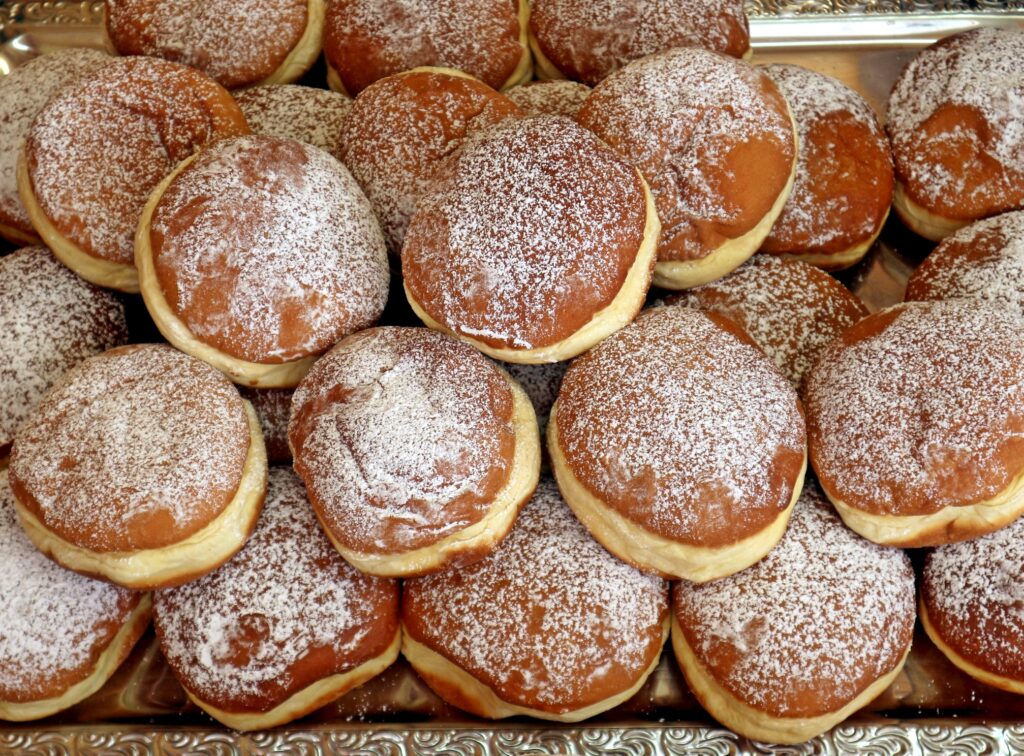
549, 305, 807, 582
0, 471, 151, 722
760, 64, 893, 270
665, 256, 868, 390
8, 344, 268, 589
103, 0, 325, 89
887, 27, 1024, 241
529, 0, 749, 85
804, 300, 1024, 547
578, 47, 797, 290
18, 56, 249, 292
402, 115, 659, 363
402, 478, 669, 722
153, 468, 400, 730
921, 514, 1024, 694
233, 84, 351, 161
240, 387, 293, 464
904, 210, 1024, 315
289, 326, 540, 577
672, 483, 916, 744
0, 48, 109, 247
505, 80, 590, 118
136, 134, 389, 388
0, 247, 129, 460
340, 68, 522, 255
323, 0, 531, 96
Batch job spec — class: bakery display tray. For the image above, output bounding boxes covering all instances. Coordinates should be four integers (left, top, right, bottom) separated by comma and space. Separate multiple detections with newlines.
3, 2, 1024, 753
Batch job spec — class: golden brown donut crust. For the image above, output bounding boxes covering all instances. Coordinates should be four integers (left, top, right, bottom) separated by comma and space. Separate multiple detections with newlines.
402, 478, 668, 716
760, 64, 893, 263
289, 327, 517, 557
887, 27, 1024, 226
153, 468, 399, 716
672, 484, 915, 722
804, 301, 1024, 523
324, 0, 528, 95
104, 0, 310, 89
529, 0, 749, 85
904, 210, 1024, 315
22, 56, 248, 268
665, 256, 868, 390
553, 306, 806, 549
341, 69, 522, 255
402, 115, 650, 354
9, 344, 251, 553
577, 48, 795, 267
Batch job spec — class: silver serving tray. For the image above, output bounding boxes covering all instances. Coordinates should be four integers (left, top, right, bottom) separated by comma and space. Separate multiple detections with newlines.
3, 2, 1024, 753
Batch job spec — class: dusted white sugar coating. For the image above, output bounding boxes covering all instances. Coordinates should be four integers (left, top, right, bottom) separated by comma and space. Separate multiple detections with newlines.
673, 484, 915, 715
0, 471, 136, 701
234, 85, 352, 161
154, 467, 396, 703
404, 478, 667, 708
506, 81, 590, 118
0, 247, 128, 446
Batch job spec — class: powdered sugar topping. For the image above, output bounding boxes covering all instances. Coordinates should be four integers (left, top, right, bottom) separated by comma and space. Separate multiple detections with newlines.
673, 484, 915, 716
234, 85, 352, 162
505, 81, 590, 118
404, 478, 667, 709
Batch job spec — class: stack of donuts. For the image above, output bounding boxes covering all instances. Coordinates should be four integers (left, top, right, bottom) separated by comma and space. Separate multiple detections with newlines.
1, 0, 1023, 745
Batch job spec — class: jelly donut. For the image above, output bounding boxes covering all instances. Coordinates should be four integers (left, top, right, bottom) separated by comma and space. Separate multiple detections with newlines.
529, 0, 749, 85
887, 27, 1024, 241
234, 84, 351, 161
505, 80, 590, 118
136, 134, 389, 388
8, 344, 268, 589
240, 387, 293, 464
672, 483, 915, 744
905, 211, 1024, 315
0, 48, 109, 247
0, 471, 151, 722
760, 64, 893, 270
289, 327, 540, 577
154, 468, 400, 730
578, 47, 797, 290
18, 56, 249, 292
0, 247, 129, 460
665, 256, 868, 390
921, 515, 1024, 694
340, 68, 521, 255
323, 0, 531, 96
103, 0, 325, 89
402, 115, 659, 363
549, 306, 807, 582
804, 300, 1024, 547
402, 478, 668, 722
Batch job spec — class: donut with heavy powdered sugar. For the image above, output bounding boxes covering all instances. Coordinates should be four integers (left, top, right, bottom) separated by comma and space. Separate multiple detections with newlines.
0, 48, 109, 247
0, 247, 129, 459
402, 115, 659, 363
760, 64, 893, 270
323, 0, 531, 96
672, 483, 915, 744
529, 0, 749, 85
153, 468, 400, 730
234, 85, 352, 161
804, 300, 1024, 547
0, 471, 151, 722
340, 68, 521, 256
548, 305, 807, 582
401, 478, 669, 721
136, 134, 389, 388
505, 80, 590, 118
8, 344, 268, 589
904, 211, 1024, 315
577, 47, 797, 290
18, 56, 249, 292
887, 27, 1024, 241
288, 327, 540, 577
103, 0, 325, 89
